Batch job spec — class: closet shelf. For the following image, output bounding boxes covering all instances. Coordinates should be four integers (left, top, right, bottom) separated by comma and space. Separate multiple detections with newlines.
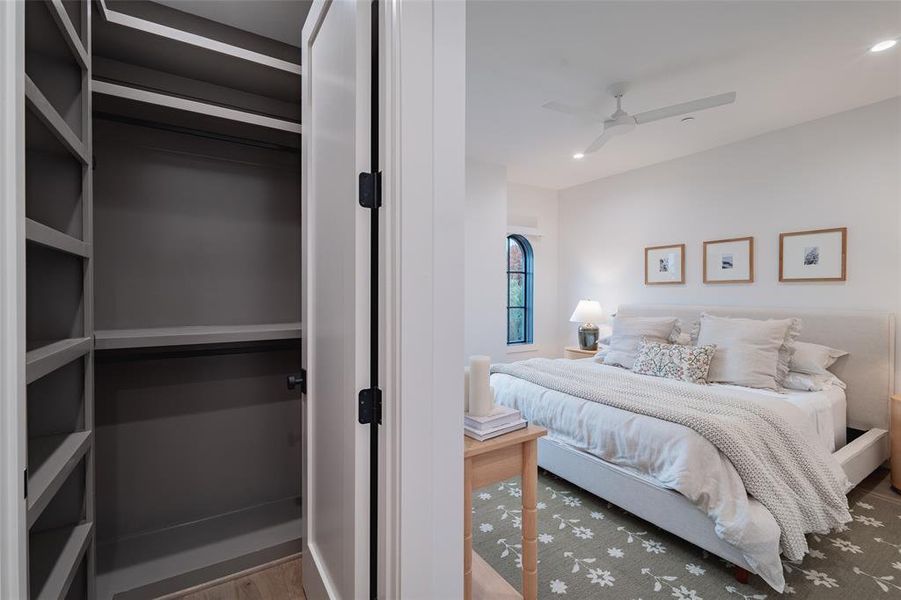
96, 497, 301, 600
27, 432, 93, 528
26, 219, 91, 259
94, 0, 300, 104
26, 338, 92, 385
94, 323, 304, 350
25, 76, 89, 164
93, 81, 301, 134
30, 522, 94, 600
46, 0, 89, 69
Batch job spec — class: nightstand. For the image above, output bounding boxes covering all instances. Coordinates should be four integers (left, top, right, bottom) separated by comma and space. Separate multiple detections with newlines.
892, 395, 901, 490
563, 346, 596, 359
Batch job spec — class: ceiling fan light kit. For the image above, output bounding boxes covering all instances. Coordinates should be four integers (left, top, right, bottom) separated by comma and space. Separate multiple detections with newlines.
870, 39, 897, 52
544, 85, 737, 155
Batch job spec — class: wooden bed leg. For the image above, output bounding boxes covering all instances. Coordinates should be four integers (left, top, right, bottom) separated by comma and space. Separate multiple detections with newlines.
734, 567, 750, 584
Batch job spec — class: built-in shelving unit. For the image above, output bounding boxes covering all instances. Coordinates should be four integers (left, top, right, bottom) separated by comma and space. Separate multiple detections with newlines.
26, 338, 92, 384
22, 0, 94, 598
27, 432, 93, 527
14, 0, 306, 597
92, 78, 301, 149
24, 76, 89, 164
30, 522, 94, 600
94, 323, 303, 350
93, 80, 301, 133
88, 2, 304, 597
93, 0, 300, 103
45, 0, 89, 68
25, 218, 91, 258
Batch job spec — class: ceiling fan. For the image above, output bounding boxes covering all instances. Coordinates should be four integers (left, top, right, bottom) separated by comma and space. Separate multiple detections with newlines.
543, 83, 737, 155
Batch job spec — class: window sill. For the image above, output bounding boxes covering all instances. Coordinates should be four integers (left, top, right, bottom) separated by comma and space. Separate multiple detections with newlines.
506, 344, 539, 355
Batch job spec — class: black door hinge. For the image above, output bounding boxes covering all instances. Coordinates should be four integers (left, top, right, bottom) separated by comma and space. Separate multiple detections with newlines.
287, 370, 306, 394
23, 469, 28, 499
358, 171, 382, 208
358, 387, 382, 424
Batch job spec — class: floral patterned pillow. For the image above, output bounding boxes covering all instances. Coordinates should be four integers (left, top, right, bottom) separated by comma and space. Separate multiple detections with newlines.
631, 338, 717, 384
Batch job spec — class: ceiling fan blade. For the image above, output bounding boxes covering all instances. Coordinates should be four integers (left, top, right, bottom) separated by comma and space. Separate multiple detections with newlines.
584, 130, 611, 154
633, 91, 736, 124
542, 101, 602, 120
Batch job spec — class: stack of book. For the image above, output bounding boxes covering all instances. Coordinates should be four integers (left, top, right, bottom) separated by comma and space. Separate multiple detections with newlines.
464, 405, 527, 441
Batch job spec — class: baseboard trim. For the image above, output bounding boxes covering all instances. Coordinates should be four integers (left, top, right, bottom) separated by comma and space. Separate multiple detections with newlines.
113, 541, 302, 600
153, 552, 302, 600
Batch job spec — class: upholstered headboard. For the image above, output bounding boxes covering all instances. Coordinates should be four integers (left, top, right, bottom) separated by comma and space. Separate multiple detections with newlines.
617, 304, 896, 431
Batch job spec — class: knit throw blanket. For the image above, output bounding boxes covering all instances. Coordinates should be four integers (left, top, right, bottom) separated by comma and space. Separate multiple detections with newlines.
491, 358, 851, 560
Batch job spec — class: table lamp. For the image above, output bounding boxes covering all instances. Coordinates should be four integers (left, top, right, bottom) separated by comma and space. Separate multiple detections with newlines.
569, 299, 604, 350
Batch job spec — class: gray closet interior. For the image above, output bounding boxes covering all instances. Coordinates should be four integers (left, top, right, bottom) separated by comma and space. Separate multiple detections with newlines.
21, 1, 303, 598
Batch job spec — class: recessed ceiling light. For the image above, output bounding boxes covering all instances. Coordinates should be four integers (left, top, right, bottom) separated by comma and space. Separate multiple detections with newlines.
870, 39, 897, 52
572, 153, 585, 160
681, 116, 695, 123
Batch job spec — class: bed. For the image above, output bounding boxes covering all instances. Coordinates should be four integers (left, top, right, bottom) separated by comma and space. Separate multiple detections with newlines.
490, 304, 895, 592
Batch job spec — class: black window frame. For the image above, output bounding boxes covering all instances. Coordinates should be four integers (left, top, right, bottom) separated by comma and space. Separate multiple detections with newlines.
506, 234, 534, 345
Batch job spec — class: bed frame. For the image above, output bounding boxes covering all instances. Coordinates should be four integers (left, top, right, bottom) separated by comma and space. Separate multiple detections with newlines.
539, 304, 895, 580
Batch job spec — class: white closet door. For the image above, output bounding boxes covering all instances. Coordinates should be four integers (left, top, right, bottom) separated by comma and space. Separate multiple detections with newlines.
301, 1, 371, 598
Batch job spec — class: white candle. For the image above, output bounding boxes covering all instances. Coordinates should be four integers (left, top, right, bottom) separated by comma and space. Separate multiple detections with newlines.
469, 355, 492, 417
463, 366, 470, 412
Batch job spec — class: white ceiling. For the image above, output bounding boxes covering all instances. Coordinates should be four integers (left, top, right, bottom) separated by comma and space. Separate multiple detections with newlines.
467, 1, 901, 190
152, 0, 312, 47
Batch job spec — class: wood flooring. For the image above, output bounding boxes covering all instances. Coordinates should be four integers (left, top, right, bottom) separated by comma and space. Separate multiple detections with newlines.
164, 555, 305, 600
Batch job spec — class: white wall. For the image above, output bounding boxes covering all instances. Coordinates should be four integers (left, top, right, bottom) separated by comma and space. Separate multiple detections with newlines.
465, 158, 508, 362
557, 98, 901, 390
507, 183, 561, 358
464, 160, 562, 363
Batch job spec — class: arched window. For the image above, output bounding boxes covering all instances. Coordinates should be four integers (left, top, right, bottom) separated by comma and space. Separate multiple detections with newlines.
506, 234, 533, 345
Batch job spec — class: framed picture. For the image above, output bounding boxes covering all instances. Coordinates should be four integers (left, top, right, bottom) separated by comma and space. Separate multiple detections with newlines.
779, 227, 847, 282
703, 236, 754, 284
644, 244, 685, 285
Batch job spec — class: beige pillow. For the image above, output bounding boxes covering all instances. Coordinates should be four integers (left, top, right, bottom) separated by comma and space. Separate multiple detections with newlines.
603, 316, 678, 369
696, 313, 799, 390
775, 318, 802, 384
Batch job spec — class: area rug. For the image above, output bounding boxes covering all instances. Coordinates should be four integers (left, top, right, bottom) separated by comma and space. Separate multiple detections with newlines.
472, 469, 901, 599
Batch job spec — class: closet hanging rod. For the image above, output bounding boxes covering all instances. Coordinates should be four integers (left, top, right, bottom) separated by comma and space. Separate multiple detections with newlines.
93, 81, 302, 135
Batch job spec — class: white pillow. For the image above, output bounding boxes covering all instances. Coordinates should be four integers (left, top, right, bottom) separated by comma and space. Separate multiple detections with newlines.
602, 316, 678, 369
782, 371, 847, 392
696, 313, 799, 390
789, 341, 848, 375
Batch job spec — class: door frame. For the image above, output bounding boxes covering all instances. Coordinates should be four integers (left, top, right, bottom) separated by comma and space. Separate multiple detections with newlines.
0, 1, 28, 597
301, 0, 466, 598
380, 0, 466, 598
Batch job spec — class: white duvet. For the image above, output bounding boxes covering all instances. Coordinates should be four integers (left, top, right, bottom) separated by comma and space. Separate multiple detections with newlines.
491, 361, 847, 592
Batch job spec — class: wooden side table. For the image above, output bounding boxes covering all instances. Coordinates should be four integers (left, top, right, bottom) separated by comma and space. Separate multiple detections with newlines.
892, 395, 901, 490
464, 425, 547, 600
563, 345, 596, 359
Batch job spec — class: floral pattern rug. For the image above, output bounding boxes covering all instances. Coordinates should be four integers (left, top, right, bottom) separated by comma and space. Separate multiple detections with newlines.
472, 469, 901, 599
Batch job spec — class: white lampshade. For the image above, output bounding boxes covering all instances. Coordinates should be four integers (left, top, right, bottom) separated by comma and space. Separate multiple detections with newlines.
569, 299, 604, 324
